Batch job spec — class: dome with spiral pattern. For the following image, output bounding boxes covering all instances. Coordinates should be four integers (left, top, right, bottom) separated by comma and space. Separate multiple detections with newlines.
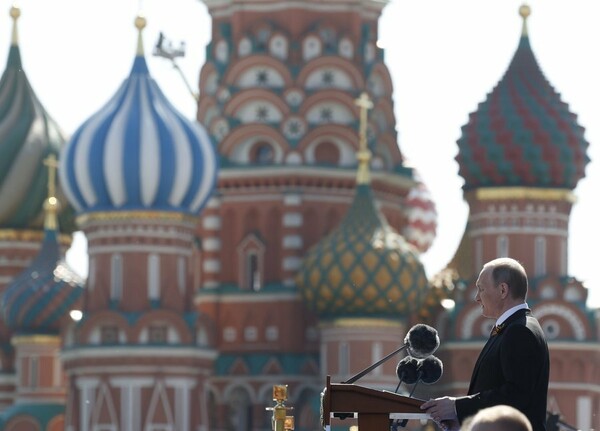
456, 6, 589, 191
0, 6, 75, 232
1, 218, 83, 334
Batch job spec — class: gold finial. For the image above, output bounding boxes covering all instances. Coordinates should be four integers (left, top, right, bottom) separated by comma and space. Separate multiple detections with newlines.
42, 154, 60, 230
10, 4, 20, 45
519, 4, 530, 36
284, 416, 295, 430
135, 14, 147, 56
354, 92, 374, 185
266, 385, 293, 431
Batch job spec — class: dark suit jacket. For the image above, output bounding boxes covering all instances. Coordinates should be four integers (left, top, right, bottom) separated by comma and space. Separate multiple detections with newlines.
455, 309, 549, 431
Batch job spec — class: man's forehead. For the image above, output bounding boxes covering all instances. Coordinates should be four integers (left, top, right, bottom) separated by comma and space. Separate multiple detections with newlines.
478, 266, 493, 280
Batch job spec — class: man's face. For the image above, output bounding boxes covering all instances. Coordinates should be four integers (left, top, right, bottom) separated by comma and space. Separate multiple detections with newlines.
475, 266, 503, 319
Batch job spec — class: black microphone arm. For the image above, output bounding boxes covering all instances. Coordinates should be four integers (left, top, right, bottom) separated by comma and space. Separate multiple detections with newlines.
342, 344, 407, 384
342, 324, 439, 384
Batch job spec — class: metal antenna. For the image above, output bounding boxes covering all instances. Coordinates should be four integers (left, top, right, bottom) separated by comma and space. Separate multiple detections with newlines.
153, 32, 199, 101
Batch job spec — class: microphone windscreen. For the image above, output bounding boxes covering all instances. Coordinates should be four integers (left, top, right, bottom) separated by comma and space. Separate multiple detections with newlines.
405, 324, 440, 359
418, 355, 443, 384
395, 356, 420, 385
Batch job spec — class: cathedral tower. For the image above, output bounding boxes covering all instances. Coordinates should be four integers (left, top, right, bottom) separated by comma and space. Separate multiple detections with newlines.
195, 1, 437, 429
0, 5, 75, 412
58, 15, 218, 431
0, 154, 83, 430
436, 7, 598, 429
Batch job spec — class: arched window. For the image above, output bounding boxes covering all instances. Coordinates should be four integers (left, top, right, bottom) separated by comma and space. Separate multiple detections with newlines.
496, 235, 509, 258
177, 256, 186, 294
28, 356, 39, 388
110, 254, 123, 301
148, 254, 160, 301
237, 233, 266, 291
302, 35, 322, 61
238, 37, 252, 57
314, 141, 340, 165
339, 37, 354, 59
247, 252, 261, 291
535, 236, 547, 276
560, 238, 567, 275
228, 387, 253, 431
269, 34, 288, 60
339, 342, 349, 375
88, 256, 96, 291
251, 142, 274, 164
475, 238, 483, 273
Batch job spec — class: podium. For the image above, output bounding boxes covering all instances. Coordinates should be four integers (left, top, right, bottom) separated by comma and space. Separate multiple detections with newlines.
321, 376, 430, 430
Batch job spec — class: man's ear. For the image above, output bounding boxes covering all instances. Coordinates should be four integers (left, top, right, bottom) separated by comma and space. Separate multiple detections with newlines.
499, 282, 510, 299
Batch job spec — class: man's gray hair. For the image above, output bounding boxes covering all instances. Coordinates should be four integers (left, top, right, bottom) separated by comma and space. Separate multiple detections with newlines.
464, 405, 532, 431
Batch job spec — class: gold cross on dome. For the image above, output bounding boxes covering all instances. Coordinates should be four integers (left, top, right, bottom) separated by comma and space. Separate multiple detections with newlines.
42, 153, 60, 230
354, 92, 373, 184
43, 153, 59, 199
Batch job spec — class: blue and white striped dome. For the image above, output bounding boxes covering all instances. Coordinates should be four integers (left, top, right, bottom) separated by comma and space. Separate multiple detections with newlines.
60, 20, 217, 216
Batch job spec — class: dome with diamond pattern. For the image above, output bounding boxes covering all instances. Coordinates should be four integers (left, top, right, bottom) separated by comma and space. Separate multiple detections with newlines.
296, 184, 428, 319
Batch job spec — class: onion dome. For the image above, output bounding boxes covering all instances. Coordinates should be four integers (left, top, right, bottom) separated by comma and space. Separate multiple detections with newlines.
297, 184, 428, 318
59, 16, 218, 216
296, 93, 428, 319
0, 6, 75, 232
456, 5, 590, 191
1, 156, 84, 334
402, 170, 437, 253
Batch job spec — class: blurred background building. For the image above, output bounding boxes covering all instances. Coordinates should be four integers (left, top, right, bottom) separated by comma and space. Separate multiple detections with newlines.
0, 1, 597, 430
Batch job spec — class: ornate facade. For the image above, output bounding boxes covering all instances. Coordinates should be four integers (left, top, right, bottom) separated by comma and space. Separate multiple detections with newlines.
0, 2, 597, 431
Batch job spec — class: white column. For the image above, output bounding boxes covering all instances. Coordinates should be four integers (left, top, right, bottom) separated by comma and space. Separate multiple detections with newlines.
166, 377, 197, 431
576, 396, 591, 431
76, 378, 100, 431
110, 377, 154, 431
371, 342, 383, 376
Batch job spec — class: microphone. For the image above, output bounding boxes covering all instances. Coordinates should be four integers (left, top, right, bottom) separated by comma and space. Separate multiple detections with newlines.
391, 356, 421, 431
418, 355, 443, 384
342, 324, 439, 384
409, 355, 443, 395
405, 324, 440, 359
395, 355, 444, 429
394, 356, 420, 391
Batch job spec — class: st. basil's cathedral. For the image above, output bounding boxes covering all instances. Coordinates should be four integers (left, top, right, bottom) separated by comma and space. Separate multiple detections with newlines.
0, 1, 598, 431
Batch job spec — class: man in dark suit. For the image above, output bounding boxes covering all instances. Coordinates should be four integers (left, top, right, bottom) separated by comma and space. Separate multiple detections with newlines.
421, 257, 550, 431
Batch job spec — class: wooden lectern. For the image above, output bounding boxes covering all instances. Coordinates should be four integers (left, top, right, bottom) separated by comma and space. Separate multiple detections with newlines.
321, 376, 430, 430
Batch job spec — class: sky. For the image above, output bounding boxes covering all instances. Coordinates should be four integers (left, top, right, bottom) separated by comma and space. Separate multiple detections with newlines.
1, 0, 598, 308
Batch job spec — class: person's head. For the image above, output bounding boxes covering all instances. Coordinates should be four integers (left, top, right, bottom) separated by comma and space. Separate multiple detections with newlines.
475, 258, 528, 319
463, 405, 532, 431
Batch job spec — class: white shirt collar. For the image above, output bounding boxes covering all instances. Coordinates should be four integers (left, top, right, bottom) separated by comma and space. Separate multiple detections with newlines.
496, 302, 529, 326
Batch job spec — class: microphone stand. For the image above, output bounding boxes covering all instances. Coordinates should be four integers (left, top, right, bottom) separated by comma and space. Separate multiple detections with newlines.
342, 345, 407, 384
334, 345, 406, 421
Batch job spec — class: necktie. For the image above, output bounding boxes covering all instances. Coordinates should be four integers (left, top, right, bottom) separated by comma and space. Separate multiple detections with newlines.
491, 323, 505, 337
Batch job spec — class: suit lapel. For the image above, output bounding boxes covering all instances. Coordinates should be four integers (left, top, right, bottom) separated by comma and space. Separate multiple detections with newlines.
468, 334, 500, 393
467, 309, 530, 394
